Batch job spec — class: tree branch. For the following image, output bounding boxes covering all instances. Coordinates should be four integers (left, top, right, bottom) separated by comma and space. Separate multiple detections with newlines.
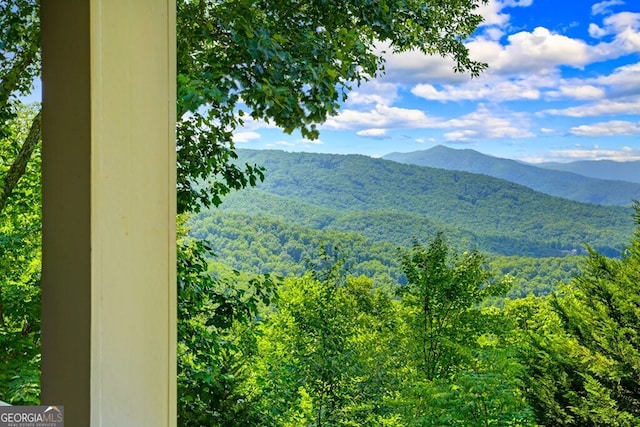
0, 107, 41, 215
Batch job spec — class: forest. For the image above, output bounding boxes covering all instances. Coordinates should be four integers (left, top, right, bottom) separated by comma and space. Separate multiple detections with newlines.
3, 0, 640, 426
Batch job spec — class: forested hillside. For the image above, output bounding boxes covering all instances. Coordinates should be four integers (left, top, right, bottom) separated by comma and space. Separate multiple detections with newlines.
187, 149, 634, 299
202, 149, 634, 257
383, 145, 640, 206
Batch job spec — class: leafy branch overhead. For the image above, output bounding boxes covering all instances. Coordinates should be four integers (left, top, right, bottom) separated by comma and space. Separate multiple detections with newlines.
176, 0, 488, 213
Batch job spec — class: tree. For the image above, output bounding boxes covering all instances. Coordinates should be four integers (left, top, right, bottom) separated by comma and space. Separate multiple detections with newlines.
398, 233, 509, 380
394, 233, 533, 426
251, 249, 402, 426
0, 106, 41, 405
0, 0, 40, 214
515, 202, 640, 426
176, 225, 278, 426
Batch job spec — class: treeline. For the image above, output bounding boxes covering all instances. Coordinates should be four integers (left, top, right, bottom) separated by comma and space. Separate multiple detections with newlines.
189, 210, 582, 297
179, 204, 640, 426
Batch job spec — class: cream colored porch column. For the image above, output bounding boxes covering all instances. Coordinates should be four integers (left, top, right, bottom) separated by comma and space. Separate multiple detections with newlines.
40, 1, 176, 426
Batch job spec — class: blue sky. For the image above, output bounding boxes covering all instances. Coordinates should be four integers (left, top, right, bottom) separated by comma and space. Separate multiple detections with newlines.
234, 0, 640, 163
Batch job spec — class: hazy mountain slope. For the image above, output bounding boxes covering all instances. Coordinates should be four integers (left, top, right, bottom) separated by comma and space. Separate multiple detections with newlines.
382, 145, 640, 206
211, 149, 635, 257
537, 159, 640, 184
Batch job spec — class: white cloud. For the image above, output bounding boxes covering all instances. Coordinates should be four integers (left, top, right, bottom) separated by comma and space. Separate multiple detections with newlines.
473, 27, 592, 73
477, 0, 533, 28
444, 130, 478, 141
483, 27, 505, 41
467, 13, 640, 74
267, 138, 324, 149
477, 1, 510, 27
346, 81, 399, 106
589, 23, 608, 38
546, 84, 605, 100
571, 120, 640, 136
542, 96, 640, 117
540, 127, 555, 134
412, 77, 540, 101
442, 106, 535, 140
356, 128, 390, 139
380, 46, 471, 85
324, 104, 442, 130
233, 131, 261, 143
592, 0, 625, 16
539, 146, 640, 162
592, 61, 640, 96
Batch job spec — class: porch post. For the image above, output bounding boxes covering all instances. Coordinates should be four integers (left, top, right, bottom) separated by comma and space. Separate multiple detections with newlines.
40, 1, 176, 425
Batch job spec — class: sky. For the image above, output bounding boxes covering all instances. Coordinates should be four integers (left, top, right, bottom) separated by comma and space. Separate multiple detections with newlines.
233, 0, 640, 163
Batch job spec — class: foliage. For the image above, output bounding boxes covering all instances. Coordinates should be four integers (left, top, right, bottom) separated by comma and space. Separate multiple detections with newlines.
0, 106, 41, 404
0, 0, 39, 140
188, 209, 584, 298
512, 202, 640, 426
397, 233, 510, 379
0, 1, 42, 403
388, 234, 535, 426
177, 221, 279, 426
251, 251, 403, 426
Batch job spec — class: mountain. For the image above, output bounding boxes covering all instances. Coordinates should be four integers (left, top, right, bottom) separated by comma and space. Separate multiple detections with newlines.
382, 145, 640, 206
198, 149, 635, 258
536, 159, 640, 184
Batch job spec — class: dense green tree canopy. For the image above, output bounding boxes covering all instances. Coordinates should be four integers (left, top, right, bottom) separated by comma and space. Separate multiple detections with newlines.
512, 202, 640, 426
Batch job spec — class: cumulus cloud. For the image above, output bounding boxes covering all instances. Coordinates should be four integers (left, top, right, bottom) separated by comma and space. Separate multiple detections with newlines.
442, 106, 535, 141
412, 77, 541, 101
233, 131, 261, 143
592, 0, 625, 16
546, 84, 605, 100
380, 46, 471, 85
589, 23, 609, 38
471, 27, 592, 73
571, 120, 640, 136
323, 104, 442, 130
542, 96, 640, 117
356, 128, 390, 139
267, 138, 323, 149
346, 81, 399, 106
477, 0, 534, 28
592, 61, 640, 96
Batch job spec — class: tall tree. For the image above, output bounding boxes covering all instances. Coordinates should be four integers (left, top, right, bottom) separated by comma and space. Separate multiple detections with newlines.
398, 233, 509, 380
0, 106, 41, 405
395, 234, 532, 426
0, 0, 40, 215
252, 250, 402, 426
516, 202, 640, 426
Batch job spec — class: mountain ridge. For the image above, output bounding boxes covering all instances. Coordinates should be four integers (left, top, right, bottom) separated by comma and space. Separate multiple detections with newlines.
206, 149, 636, 258
382, 145, 640, 206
